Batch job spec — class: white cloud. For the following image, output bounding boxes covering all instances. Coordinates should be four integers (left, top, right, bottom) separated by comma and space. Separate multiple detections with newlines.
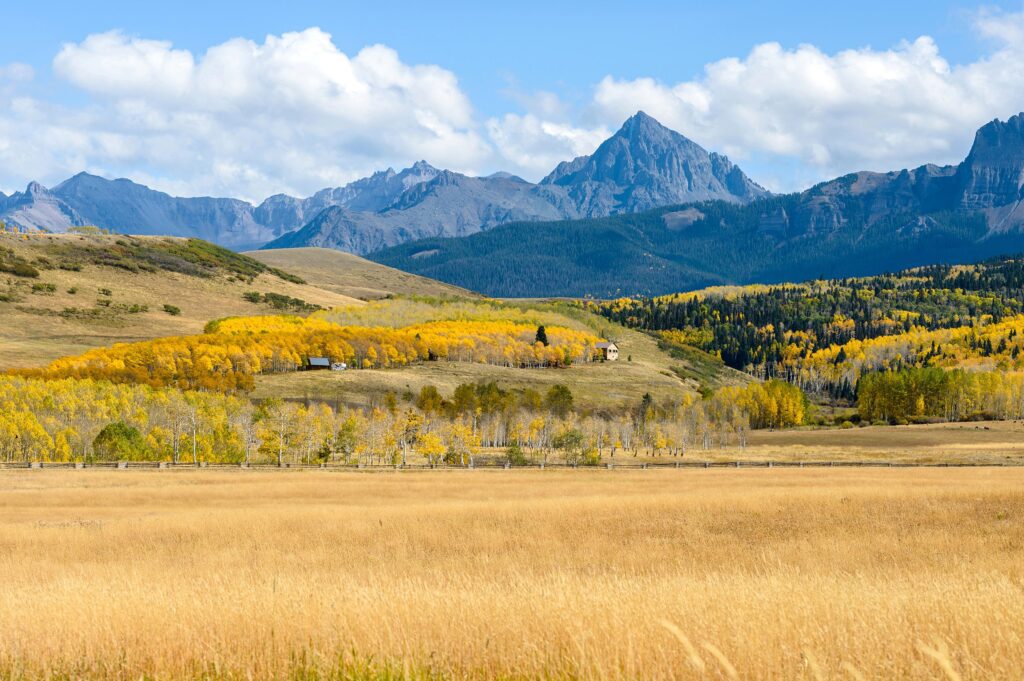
487, 113, 610, 178
2, 12, 1024, 200
485, 10, 1024, 192
2, 29, 491, 200
581, 10, 1024, 190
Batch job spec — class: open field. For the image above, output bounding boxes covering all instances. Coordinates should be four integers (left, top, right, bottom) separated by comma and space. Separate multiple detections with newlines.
1, 468, 1023, 679
735, 420, 1024, 464
247, 246, 477, 300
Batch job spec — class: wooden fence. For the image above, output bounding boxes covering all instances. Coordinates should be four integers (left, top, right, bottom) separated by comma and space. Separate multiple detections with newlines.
0, 460, 1019, 471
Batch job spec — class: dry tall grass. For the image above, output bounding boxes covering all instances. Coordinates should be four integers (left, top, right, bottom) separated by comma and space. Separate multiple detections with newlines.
1, 468, 1022, 679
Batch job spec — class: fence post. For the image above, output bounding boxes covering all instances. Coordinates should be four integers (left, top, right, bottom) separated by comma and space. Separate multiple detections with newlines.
675, 462, 680, 469
642, 463, 648, 470
539, 462, 545, 470
606, 462, 613, 470
767, 461, 773, 468
504, 462, 511, 469
735, 461, 741, 468
116, 461, 128, 470
703, 462, 709, 469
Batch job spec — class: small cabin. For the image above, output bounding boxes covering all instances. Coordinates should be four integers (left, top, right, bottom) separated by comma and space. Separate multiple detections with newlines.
595, 341, 619, 361
305, 357, 331, 371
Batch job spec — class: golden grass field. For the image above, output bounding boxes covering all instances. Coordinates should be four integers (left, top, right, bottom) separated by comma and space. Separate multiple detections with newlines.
2, 468, 1022, 679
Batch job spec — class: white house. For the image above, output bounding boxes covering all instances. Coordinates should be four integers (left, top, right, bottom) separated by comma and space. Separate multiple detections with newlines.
595, 341, 619, 361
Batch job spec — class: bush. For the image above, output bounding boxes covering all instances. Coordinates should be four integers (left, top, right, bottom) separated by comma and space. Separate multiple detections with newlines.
67, 287, 78, 295
30, 282, 56, 294
505, 443, 531, 466
839, 420, 854, 429
242, 291, 262, 303
163, 304, 181, 316
98, 288, 112, 297
92, 421, 148, 461
6, 262, 39, 278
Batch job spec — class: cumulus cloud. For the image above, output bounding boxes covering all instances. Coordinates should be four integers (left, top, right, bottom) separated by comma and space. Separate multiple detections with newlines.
487, 10, 1024, 191
2, 12, 1024, 199
487, 113, 610, 178
588, 11, 1024, 189
1, 29, 491, 200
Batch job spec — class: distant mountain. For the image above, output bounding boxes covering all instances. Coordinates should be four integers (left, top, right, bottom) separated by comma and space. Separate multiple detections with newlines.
369, 113, 1024, 298
0, 112, 764, 252
262, 112, 765, 252
541, 111, 766, 215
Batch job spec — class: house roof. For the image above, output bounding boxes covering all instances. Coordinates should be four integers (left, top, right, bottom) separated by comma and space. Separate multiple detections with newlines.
595, 341, 617, 349
307, 357, 331, 366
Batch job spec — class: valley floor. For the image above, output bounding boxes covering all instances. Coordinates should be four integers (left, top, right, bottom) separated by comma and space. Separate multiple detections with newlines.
1, 468, 1022, 679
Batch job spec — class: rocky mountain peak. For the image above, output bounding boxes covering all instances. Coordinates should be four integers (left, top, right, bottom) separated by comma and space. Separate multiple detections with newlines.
540, 110, 766, 214
958, 112, 1024, 210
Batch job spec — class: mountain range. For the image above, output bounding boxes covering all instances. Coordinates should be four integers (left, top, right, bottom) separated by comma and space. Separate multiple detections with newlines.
0, 112, 765, 251
369, 113, 1024, 297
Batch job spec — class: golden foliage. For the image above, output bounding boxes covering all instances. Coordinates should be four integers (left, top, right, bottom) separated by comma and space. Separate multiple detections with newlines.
15, 314, 600, 391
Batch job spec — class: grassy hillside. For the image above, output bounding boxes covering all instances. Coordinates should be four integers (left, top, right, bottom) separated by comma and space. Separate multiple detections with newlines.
246, 247, 476, 300
253, 299, 750, 410
0, 233, 361, 368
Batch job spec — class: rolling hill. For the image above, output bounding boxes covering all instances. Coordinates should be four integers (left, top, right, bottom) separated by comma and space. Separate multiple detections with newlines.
245, 247, 475, 300
0, 232, 362, 368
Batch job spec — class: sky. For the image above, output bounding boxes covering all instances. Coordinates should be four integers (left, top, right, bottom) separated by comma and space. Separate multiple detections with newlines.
1, 0, 1023, 201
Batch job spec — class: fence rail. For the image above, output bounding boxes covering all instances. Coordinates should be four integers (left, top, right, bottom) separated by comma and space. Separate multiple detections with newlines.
0, 459, 1019, 471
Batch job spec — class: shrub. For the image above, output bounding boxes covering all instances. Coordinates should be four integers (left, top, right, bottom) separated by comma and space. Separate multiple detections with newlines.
163, 304, 181, 316
840, 421, 854, 429
242, 291, 262, 303
31, 283, 56, 294
92, 421, 148, 461
98, 288, 112, 297
505, 443, 531, 466
67, 287, 78, 295
4, 262, 39, 278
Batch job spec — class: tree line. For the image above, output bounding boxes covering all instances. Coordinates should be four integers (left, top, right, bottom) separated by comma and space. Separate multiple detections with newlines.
0, 376, 806, 465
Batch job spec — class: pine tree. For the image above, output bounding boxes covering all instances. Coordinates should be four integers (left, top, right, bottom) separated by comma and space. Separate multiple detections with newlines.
535, 325, 549, 346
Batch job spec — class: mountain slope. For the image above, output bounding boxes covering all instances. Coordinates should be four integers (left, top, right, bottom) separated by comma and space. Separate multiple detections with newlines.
370, 113, 1024, 298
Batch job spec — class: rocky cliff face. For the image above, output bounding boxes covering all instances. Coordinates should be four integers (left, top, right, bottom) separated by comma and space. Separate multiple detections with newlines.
957, 113, 1024, 211
1, 182, 88, 233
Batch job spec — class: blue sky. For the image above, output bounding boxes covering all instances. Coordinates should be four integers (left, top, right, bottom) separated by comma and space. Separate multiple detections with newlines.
1, 0, 1023, 200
